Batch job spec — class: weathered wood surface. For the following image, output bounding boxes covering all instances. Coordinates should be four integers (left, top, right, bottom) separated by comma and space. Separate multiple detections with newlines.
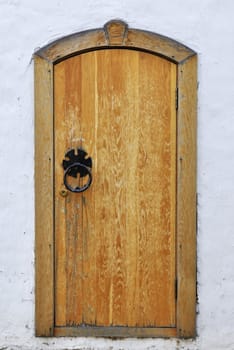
177, 54, 197, 338
54, 326, 177, 338
34, 56, 54, 336
35, 20, 197, 338
54, 49, 177, 328
35, 20, 195, 64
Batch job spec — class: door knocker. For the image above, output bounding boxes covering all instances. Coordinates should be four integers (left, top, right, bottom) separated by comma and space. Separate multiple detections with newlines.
62, 148, 92, 193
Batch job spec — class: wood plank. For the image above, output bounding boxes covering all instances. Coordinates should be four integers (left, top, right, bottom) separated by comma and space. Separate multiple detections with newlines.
79, 52, 98, 325
63, 57, 84, 326
54, 326, 177, 338
54, 60, 67, 326
34, 55, 54, 336
101, 50, 129, 326
121, 50, 139, 327
93, 50, 128, 326
54, 58, 84, 326
177, 55, 197, 338
135, 53, 176, 327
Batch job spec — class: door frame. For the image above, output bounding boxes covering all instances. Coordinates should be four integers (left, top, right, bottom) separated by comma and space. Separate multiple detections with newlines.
34, 20, 197, 338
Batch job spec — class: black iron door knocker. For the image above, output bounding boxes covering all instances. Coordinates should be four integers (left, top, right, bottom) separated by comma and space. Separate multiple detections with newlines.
62, 148, 92, 193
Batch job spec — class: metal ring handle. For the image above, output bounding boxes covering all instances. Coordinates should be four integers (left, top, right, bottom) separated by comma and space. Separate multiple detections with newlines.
63, 162, 92, 193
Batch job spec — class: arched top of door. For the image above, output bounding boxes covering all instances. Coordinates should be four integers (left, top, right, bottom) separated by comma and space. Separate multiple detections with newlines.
34, 19, 196, 64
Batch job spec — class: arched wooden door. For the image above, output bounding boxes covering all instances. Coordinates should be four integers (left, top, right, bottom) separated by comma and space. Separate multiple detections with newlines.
35, 20, 197, 338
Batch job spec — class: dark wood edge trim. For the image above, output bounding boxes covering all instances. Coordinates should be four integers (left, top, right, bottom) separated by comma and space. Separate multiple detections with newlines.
34, 20, 195, 64
54, 326, 177, 338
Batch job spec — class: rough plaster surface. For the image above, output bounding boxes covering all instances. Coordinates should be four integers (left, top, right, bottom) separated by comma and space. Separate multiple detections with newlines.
0, 0, 234, 349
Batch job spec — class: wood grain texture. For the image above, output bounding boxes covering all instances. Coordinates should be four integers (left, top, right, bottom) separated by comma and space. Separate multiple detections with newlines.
35, 21, 197, 338
177, 55, 197, 338
34, 56, 54, 336
135, 52, 177, 327
35, 20, 195, 64
54, 49, 177, 328
54, 59, 84, 326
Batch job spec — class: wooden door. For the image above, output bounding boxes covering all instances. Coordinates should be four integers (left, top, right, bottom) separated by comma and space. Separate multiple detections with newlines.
54, 49, 177, 331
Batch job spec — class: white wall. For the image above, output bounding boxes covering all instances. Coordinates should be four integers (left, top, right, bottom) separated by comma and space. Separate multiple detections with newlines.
0, 0, 234, 349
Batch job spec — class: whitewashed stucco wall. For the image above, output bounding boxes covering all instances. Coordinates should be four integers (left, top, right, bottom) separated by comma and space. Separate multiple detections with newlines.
0, 0, 234, 349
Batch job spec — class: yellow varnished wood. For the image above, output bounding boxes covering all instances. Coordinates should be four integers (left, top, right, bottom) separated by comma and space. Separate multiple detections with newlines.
34, 56, 54, 336
35, 20, 197, 338
54, 49, 177, 328
177, 55, 197, 338
54, 59, 84, 326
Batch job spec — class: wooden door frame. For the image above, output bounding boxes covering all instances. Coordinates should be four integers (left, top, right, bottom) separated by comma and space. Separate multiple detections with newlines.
34, 20, 197, 338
